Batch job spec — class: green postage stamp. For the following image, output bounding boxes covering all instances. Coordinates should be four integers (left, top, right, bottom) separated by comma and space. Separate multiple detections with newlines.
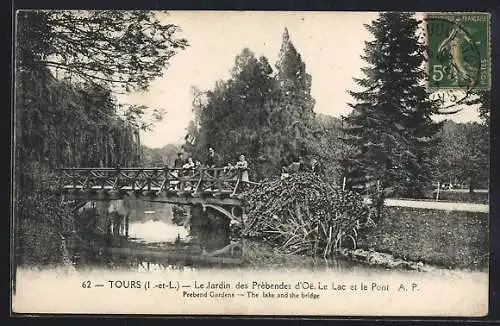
426, 12, 491, 91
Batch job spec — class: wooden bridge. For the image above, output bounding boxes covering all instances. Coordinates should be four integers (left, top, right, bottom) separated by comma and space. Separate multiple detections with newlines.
58, 166, 251, 258
58, 166, 248, 207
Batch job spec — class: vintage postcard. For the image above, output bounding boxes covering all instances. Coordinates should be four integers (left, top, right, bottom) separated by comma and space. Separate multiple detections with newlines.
11, 10, 491, 316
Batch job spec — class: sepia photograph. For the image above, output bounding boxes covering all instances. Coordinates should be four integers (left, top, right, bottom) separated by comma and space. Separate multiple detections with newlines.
11, 10, 491, 316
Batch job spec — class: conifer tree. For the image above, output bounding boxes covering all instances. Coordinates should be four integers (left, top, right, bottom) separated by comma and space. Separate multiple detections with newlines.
192, 48, 279, 178
343, 12, 442, 197
466, 90, 490, 126
275, 28, 317, 158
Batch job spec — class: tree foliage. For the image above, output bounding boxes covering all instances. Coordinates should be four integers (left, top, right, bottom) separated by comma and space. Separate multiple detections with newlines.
275, 28, 317, 156
435, 120, 489, 191
17, 10, 188, 93
465, 90, 491, 126
141, 143, 183, 167
185, 48, 279, 178
16, 10, 188, 186
16, 163, 76, 266
342, 12, 442, 198
16, 67, 142, 170
308, 114, 344, 185
184, 29, 324, 180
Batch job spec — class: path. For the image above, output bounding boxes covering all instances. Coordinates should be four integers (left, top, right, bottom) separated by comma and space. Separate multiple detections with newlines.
364, 198, 489, 213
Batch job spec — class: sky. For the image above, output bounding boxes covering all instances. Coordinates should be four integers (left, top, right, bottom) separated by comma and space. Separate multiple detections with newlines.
117, 11, 481, 149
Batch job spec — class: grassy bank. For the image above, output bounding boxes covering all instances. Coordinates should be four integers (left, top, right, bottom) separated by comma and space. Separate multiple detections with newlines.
357, 206, 489, 270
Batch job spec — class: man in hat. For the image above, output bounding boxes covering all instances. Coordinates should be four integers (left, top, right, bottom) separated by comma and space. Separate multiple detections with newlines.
174, 152, 184, 169
173, 152, 184, 189
206, 147, 222, 168
206, 147, 222, 189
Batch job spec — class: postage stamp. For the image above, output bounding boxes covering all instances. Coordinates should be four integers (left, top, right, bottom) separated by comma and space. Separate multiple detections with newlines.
426, 12, 491, 91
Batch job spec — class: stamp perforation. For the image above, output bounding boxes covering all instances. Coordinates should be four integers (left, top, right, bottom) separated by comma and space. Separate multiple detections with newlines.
424, 11, 491, 92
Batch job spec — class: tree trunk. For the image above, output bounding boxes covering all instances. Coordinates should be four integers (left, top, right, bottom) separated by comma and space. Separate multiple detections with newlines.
469, 176, 475, 193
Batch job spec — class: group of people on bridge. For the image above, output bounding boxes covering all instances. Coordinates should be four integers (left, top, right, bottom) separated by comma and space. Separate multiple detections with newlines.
168, 147, 323, 181
169, 147, 250, 187
164, 146, 325, 188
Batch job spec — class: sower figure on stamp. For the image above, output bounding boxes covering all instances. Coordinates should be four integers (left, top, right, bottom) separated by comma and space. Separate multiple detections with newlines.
437, 22, 478, 86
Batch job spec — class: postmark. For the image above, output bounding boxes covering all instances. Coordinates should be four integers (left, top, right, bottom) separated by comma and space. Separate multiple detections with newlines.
425, 12, 491, 91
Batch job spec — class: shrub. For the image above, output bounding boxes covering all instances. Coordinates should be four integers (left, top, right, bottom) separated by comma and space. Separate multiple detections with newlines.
241, 172, 376, 257
15, 163, 76, 266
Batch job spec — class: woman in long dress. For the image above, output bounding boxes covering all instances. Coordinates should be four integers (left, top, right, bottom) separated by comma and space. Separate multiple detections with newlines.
235, 154, 249, 183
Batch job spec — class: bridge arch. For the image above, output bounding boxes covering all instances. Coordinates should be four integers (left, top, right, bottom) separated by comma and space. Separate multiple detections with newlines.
201, 204, 243, 226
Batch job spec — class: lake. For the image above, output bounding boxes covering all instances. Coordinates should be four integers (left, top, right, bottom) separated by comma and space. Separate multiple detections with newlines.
13, 199, 489, 316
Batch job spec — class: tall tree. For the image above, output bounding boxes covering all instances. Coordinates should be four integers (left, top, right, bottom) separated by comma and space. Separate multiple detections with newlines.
274, 28, 317, 157
15, 10, 188, 173
342, 12, 442, 198
16, 10, 187, 130
188, 48, 279, 179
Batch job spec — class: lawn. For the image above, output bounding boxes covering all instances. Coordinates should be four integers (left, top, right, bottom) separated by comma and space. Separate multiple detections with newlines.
357, 206, 489, 270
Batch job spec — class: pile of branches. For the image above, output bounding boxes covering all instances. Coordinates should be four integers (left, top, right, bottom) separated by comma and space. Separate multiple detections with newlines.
240, 172, 376, 257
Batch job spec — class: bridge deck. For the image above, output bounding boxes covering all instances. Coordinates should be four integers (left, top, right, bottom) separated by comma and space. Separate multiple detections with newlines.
59, 167, 246, 206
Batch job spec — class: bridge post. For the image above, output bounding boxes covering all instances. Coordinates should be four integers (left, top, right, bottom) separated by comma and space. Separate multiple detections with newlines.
147, 169, 151, 192
195, 167, 203, 193
71, 169, 76, 189
160, 166, 169, 192
179, 168, 185, 192
113, 165, 121, 190
216, 169, 222, 191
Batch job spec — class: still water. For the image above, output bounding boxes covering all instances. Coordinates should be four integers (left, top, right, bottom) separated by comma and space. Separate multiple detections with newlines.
70, 199, 489, 278
70, 199, 385, 273
128, 218, 189, 243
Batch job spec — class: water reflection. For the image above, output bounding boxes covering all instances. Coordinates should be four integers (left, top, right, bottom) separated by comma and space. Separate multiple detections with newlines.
72, 200, 243, 272
136, 262, 196, 273
128, 220, 189, 243
71, 200, 396, 274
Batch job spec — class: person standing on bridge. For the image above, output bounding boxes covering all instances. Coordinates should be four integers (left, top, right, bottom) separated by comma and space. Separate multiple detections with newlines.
206, 147, 222, 168
206, 147, 222, 190
235, 154, 249, 192
183, 156, 195, 170
174, 152, 185, 169
235, 154, 249, 182
183, 157, 196, 177
182, 157, 196, 190
173, 152, 184, 190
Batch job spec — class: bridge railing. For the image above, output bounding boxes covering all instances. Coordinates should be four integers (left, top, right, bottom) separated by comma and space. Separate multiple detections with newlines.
59, 167, 247, 196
